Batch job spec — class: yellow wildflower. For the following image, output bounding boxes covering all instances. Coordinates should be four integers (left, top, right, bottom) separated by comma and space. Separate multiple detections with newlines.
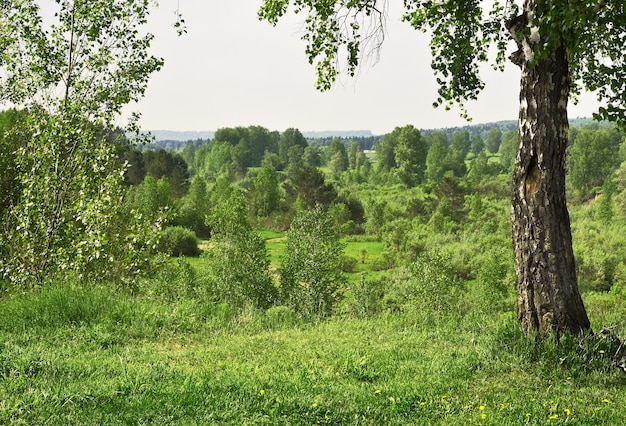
479, 405, 485, 411
481, 413, 487, 420
259, 389, 265, 396
375, 389, 382, 394
564, 408, 571, 416
312, 403, 318, 408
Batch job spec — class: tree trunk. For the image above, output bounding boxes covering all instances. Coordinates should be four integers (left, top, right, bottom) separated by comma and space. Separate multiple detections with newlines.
508, 3, 591, 335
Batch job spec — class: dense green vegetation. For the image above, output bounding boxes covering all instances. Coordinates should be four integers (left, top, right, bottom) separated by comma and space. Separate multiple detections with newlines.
3, 117, 626, 423
0, 273, 625, 424
3, 1, 626, 423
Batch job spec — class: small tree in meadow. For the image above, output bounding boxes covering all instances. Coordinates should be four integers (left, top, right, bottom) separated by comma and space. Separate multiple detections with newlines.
204, 190, 276, 309
279, 206, 346, 316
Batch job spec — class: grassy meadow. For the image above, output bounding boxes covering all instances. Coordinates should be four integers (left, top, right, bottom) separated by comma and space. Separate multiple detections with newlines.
1, 262, 625, 424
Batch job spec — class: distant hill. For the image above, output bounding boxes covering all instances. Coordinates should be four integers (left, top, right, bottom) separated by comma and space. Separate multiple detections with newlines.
136, 118, 600, 150
135, 129, 373, 142
134, 130, 215, 142
301, 130, 374, 138
421, 120, 519, 139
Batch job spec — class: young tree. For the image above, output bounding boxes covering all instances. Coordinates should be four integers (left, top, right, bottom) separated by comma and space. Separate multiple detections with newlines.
425, 139, 448, 184
471, 133, 485, 156
279, 128, 308, 166
451, 130, 471, 156
174, 175, 211, 237
0, 0, 163, 287
251, 165, 281, 217
374, 131, 399, 172
205, 190, 276, 309
286, 164, 337, 208
347, 141, 360, 170
567, 127, 621, 196
326, 139, 349, 175
393, 125, 429, 187
499, 130, 518, 173
279, 206, 346, 316
485, 127, 503, 155
258, 0, 626, 335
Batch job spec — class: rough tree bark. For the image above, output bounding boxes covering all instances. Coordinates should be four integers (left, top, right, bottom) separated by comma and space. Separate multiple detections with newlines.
508, 1, 591, 335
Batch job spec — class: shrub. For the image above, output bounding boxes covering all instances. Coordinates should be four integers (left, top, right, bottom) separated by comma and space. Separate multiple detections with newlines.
340, 220, 364, 235
369, 251, 395, 271
156, 226, 200, 257
349, 275, 386, 318
471, 251, 514, 314
384, 251, 464, 323
204, 191, 277, 310
140, 258, 198, 301
338, 254, 358, 272
279, 206, 346, 316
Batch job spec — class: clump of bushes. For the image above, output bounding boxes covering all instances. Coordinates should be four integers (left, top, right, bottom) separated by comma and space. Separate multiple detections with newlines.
156, 226, 200, 257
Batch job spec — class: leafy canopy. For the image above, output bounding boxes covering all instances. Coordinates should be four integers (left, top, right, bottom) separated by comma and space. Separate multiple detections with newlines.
0, 0, 164, 286
259, 0, 626, 124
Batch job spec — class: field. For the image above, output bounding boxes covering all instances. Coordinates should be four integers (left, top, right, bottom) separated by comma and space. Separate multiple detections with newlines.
1, 279, 625, 425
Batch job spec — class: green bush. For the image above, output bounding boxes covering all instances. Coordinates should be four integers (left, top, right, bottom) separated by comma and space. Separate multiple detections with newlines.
348, 275, 386, 318
369, 251, 395, 271
338, 254, 358, 272
156, 226, 200, 257
384, 251, 464, 323
140, 258, 198, 301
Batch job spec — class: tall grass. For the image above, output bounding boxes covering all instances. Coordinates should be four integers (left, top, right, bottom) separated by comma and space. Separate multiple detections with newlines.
1, 275, 625, 425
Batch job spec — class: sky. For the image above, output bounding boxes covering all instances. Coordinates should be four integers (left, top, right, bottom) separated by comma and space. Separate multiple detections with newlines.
125, 0, 600, 136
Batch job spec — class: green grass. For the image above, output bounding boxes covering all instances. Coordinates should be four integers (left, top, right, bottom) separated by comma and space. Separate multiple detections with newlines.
1, 283, 625, 425
185, 233, 386, 279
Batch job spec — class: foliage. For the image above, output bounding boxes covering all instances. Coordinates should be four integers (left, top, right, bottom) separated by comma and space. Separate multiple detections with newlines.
156, 226, 200, 257
139, 258, 199, 301
126, 175, 174, 218
485, 126, 502, 154
384, 251, 465, 323
141, 149, 190, 197
471, 133, 485, 155
285, 164, 337, 208
279, 206, 346, 316
0, 109, 26, 219
204, 191, 276, 310
0, 0, 163, 287
279, 127, 308, 166
392, 125, 429, 187
251, 165, 281, 217
174, 175, 211, 238
567, 126, 622, 196
498, 130, 517, 173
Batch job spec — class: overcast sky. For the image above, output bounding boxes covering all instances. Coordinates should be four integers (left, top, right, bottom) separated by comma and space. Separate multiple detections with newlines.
125, 1, 600, 135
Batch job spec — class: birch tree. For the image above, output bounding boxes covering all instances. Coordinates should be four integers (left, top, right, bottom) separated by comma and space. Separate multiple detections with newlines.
0, 0, 163, 286
259, 0, 626, 335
